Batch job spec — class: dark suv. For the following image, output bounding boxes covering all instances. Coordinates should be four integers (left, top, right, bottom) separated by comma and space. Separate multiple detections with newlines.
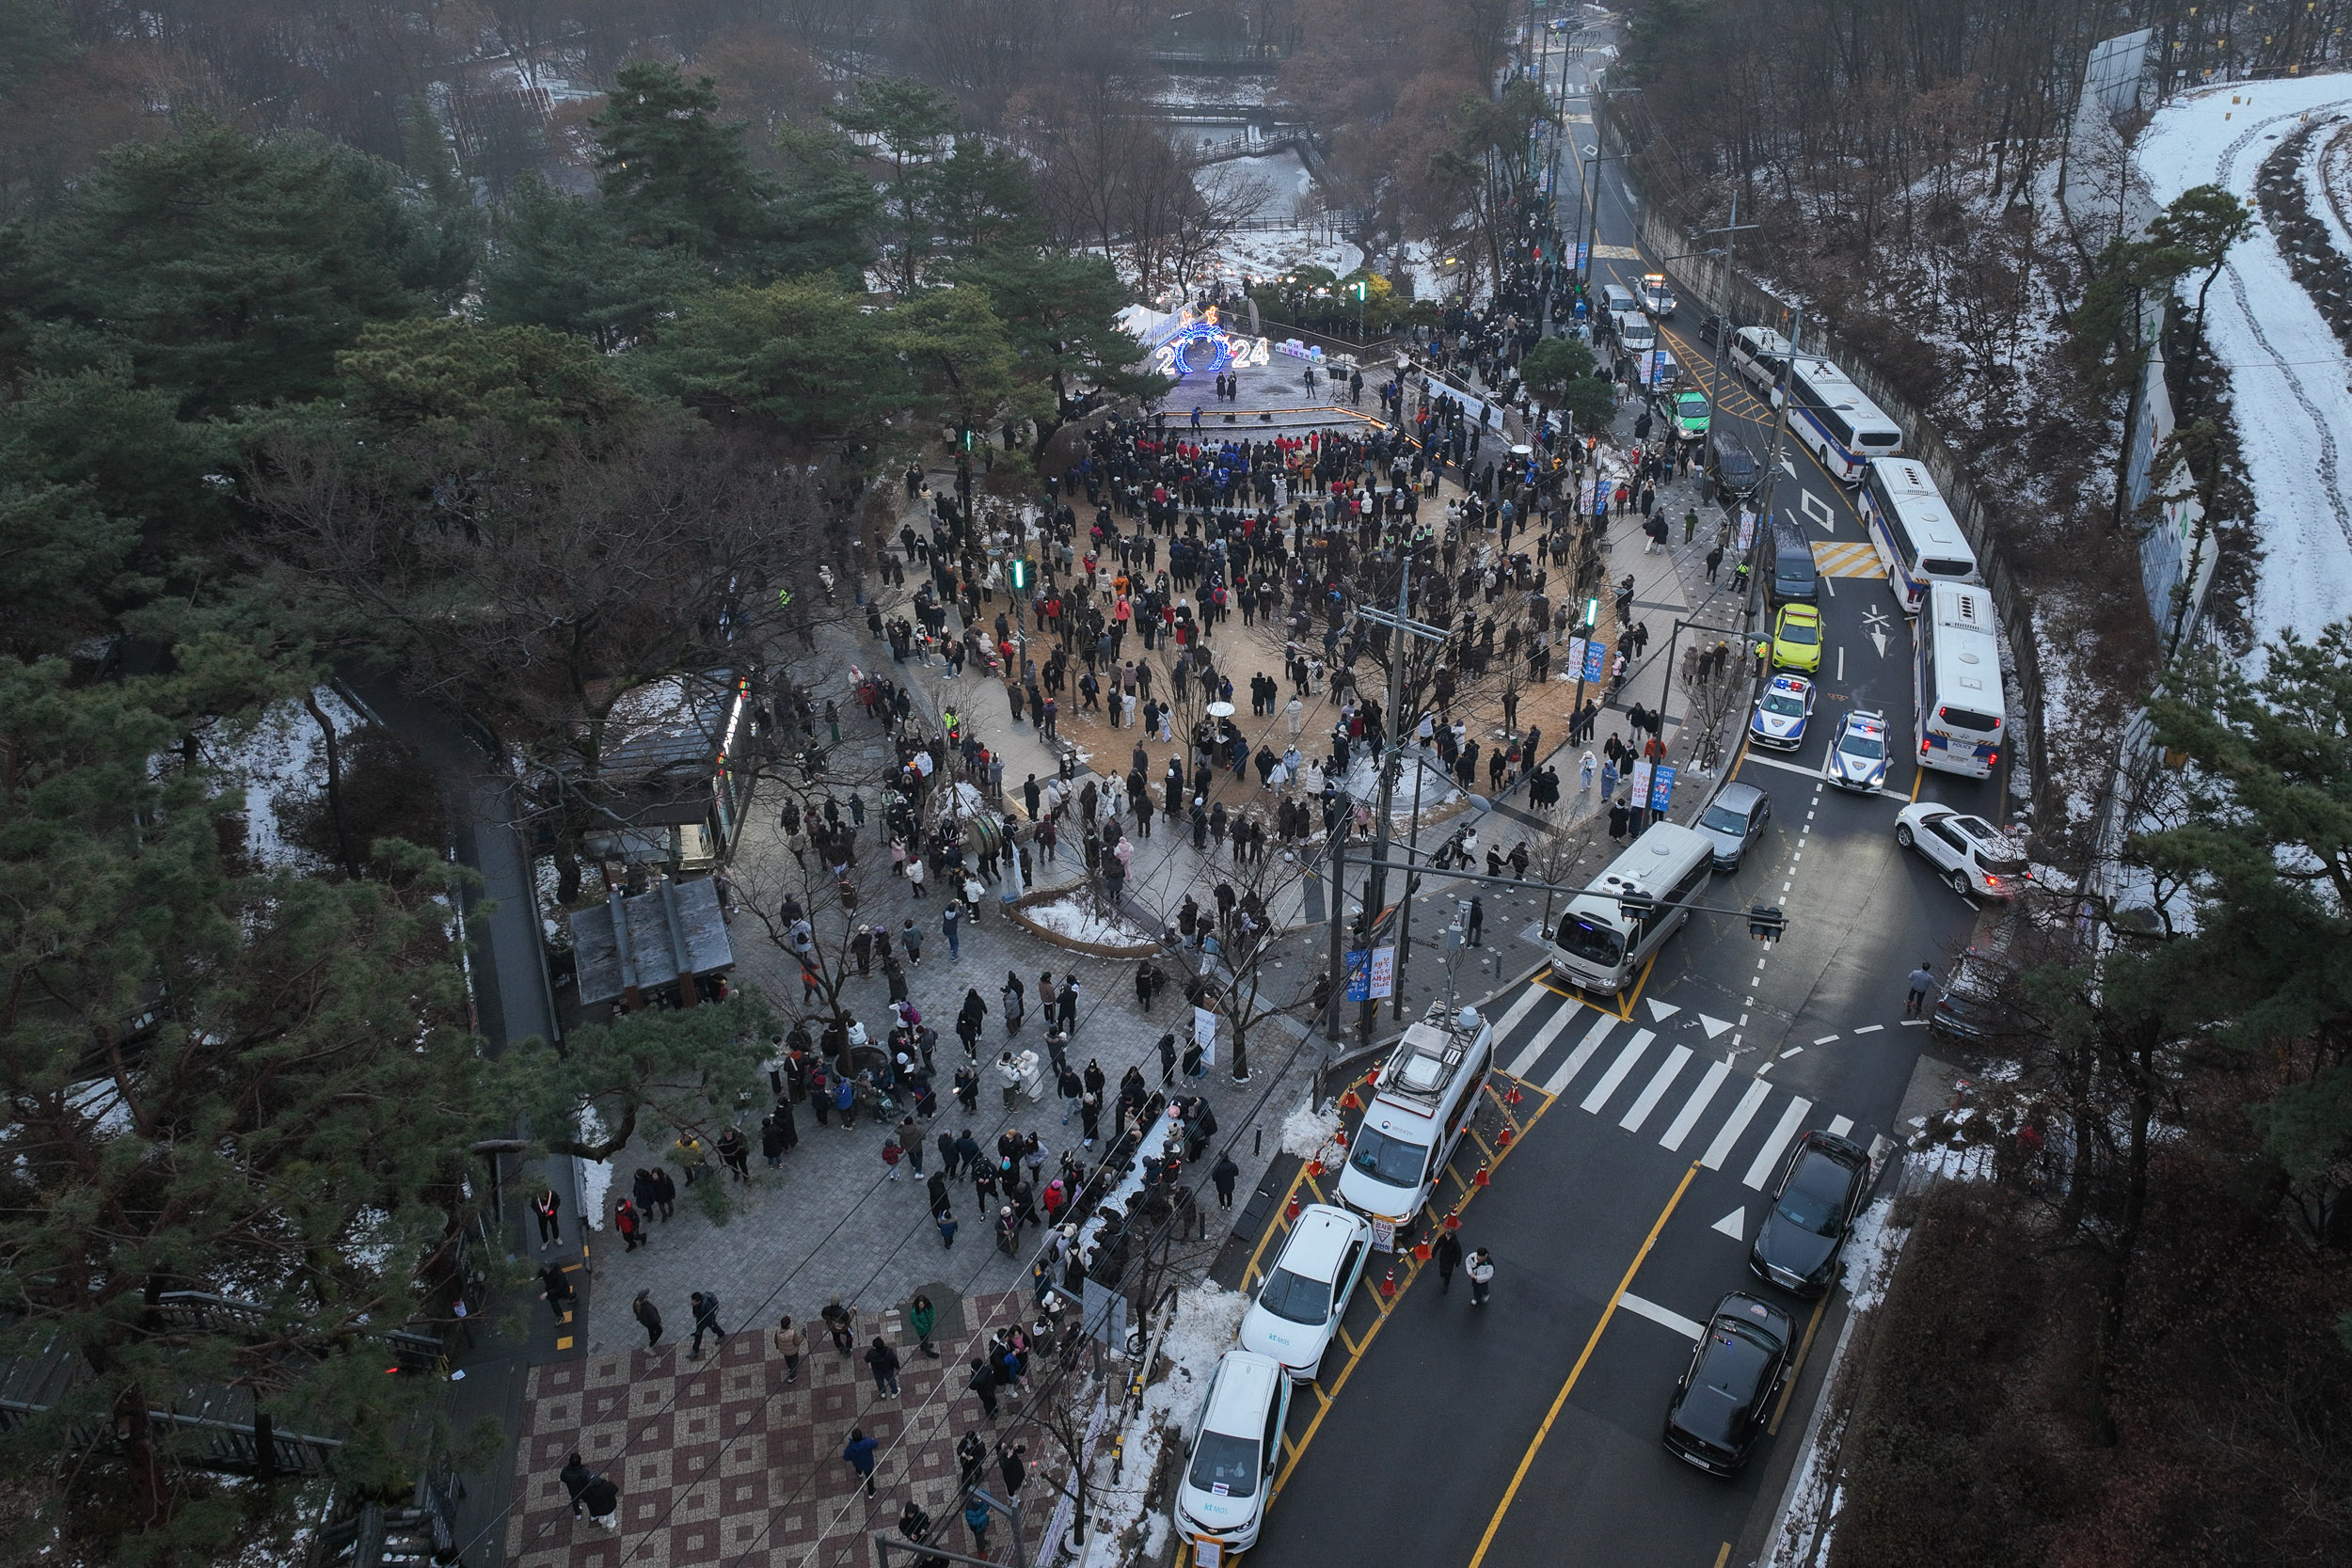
1749, 1131, 1872, 1297
1662, 1292, 1795, 1476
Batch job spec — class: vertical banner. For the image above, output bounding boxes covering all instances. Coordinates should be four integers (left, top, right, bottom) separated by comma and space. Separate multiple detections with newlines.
1581, 640, 1609, 683
1737, 509, 1757, 552
1629, 757, 1655, 806
1650, 763, 1677, 812
1192, 1005, 1219, 1069
1343, 949, 1372, 1003
1368, 945, 1396, 1000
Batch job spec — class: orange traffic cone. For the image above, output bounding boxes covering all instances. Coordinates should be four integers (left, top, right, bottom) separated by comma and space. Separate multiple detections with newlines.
1497, 1124, 1515, 1149
1412, 1231, 1433, 1261
1285, 1193, 1302, 1221
1442, 1206, 1463, 1232
1473, 1162, 1490, 1188
1340, 1086, 1362, 1111
1333, 1130, 1349, 1148
1307, 1158, 1324, 1178
1503, 1085, 1524, 1107
1378, 1266, 1397, 1300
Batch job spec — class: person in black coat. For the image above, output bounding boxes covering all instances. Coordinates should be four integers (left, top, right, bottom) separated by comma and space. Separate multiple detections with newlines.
1434, 1230, 1465, 1293
1210, 1152, 1240, 1209
1157, 1031, 1179, 1085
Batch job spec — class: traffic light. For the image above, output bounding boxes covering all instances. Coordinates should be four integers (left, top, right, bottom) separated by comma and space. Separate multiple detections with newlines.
1616, 892, 1657, 920
1748, 905, 1786, 942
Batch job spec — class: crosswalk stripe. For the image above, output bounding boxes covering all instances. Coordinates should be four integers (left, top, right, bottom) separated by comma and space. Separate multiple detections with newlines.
1700, 1079, 1773, 1169
1658, 1058, 1731, 1150
1489, 982, 1548, 1046
1580, 1029, 1655, 1113
1828, 1115, 1854, 1137
1616, 1291, 1705, 1340
1506, 1000, 1584, 1080
1741, 1098, 1815, 1190
1542, 1014, 1620, 1098
1618, 1044, 1692, 1132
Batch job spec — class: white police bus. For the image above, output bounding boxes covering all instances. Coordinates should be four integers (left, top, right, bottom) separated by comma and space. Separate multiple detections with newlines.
1787, 357, 1902, 482
1859, 457, 1979, 613
1915, 580, 2005, 779
1548, 823, 1714, 993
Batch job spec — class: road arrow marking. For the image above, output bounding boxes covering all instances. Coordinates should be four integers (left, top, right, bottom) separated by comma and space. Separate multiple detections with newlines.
1862, 605, 1894, 658
1800, 489, 1836, 531
1711, 1208, 1746, 1241
1646, 998, 1681, 1022
1697, 1014, 1732, 1038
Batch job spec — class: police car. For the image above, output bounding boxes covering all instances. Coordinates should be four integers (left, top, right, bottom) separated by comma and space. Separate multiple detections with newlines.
1749, 674, 1815, 751
1825, 708, 1889, 792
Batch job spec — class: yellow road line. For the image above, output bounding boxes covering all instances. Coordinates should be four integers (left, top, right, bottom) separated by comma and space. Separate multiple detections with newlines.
1271, 1082, 1554, 1497
1464, 1162, 1703, 1568
1713, 1544, 1732, 1568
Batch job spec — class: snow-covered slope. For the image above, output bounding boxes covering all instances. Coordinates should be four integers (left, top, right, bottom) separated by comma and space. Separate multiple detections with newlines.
2137, 76, 2352, 645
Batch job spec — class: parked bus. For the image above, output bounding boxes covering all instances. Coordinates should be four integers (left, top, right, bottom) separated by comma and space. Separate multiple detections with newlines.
1548, 823, 1715, 993
1859, 457, 1979, 613
1787, 357, 1902, 482
1915, 580, 2005, 779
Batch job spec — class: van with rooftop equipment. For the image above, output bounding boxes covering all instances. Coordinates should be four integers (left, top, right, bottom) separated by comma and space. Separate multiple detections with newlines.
1336, 1003, 1495, 1234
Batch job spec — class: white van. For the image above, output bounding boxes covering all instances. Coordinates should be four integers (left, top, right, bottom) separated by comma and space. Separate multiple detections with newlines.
1600, 282, 1640, 317
1729, 326, 1790, 398
1336, 1004, 1494, 1232
1613, 310, 1655, 354
1549, 822, 1716, 993
1174, 1351, 1292, 1554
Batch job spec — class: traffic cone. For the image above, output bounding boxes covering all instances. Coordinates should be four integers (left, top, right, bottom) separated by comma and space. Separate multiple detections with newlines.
1412, 1231, 1433, 1261
1503, 1085, 1524, 1107
1473, 1162, 1490, 1188
1378, 1266, 1397, 1300
1443, 1206, 1463, 1232
1307, 1158, 1324, 1178
1333, 1130, 1349, 1148
1340, 1086, 1363, 1111
1285, 1193, 1302, 1221
1497, 1125, 1515, 1149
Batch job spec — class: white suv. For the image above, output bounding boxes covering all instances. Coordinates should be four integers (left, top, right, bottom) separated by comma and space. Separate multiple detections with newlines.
1238, 1205, 1373, 1380
1174, 1351, 1293, 1554
1895, 803, 2030, 899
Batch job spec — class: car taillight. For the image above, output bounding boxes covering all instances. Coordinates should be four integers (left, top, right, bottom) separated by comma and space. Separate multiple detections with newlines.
1987, 752, 1997, 765
1982, 875, 2002, 890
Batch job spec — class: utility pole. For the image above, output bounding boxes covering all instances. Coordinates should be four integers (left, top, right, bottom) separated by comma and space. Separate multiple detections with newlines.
1695, 188, 1759, 457
1351, 549, 1450, 1044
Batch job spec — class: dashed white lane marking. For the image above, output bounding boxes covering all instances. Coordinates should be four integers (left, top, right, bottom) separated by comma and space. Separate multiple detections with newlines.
1813, 1034, 1840, 1045
1853, 1023, 1884, 1035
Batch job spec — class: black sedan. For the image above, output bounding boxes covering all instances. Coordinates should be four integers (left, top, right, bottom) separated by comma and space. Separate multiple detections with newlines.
1749, 1131, 1872, 1297
1662, 1293, 1796, 1476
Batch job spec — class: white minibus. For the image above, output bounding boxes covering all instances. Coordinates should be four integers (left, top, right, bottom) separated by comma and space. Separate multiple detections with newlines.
1548, 822, 1714, 993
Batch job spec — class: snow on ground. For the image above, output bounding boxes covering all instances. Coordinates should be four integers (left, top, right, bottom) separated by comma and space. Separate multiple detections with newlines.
1080, 1282, 1250, 1568
1207, 225, 1365, 290
214, 686, 366, 871
1025, 893, 1153, 946
576, 1106, 611, 1230
1280, 1101, 1343, 1160
1839, 1192, 1907, 1314
1201, 151, 1314, 222
2137, 76, 2352, 647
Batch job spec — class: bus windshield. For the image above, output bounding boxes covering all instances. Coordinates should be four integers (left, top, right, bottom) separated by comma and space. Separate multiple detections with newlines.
1554, 911, 1628, 969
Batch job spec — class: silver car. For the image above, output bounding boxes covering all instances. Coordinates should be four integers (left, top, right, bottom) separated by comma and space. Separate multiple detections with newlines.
1694, 783, 1771, 871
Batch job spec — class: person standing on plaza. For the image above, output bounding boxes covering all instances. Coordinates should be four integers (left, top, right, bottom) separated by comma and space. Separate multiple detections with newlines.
842, 1427, 880, 1497
866, 1335, 902, 1397
910, 1293, 940, 1358
1211, 1152, 1240, 1210
822, 1297, 857, 1357
632, 1290, 662, 1348
773, 1315, 805, 1384
532, 1186, 562, 1248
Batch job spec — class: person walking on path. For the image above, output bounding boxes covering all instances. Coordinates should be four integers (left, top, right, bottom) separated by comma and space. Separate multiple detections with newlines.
958, 1431, 988, 1491
689, 1291, 727, 1359
967, 1358, 1001, 1420
866, 1335, 902, 1397
935, 1201, 959, 1248
532, 1187, 562, 1247
560, 1453, 596, 1518
614, 1196, 644, 1251
910, 1293, 940, 1357
997, 1441, 1027, 1499
964, 1496, 993, 1555
562, 1455, 621, 1532
822, 1298, 858, 1356
631, 1290, 662, 1348
1466, 1246, 1496, 1307
1211, 1152, 1240, 1209
540, 1262, 575, 1320
1906, 961, 1936, 1018
773, 1315, 805, 1383
842, 1428, 880, 1497
1434, 1230, 1464, 1294
943, 899, 962, 959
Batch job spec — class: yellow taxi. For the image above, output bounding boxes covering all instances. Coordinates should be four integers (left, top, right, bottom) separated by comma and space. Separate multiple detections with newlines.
1771, 603, 1823, 673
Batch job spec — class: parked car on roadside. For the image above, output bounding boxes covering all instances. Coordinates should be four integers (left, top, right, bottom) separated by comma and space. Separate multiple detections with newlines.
1662, 1293, 1796, 1476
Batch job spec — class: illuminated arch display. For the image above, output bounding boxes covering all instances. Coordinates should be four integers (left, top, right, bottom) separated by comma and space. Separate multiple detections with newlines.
1147, 306, 1272, 380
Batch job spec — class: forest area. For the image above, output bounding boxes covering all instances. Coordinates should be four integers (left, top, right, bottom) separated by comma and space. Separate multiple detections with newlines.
1616, 5, 2352, 1564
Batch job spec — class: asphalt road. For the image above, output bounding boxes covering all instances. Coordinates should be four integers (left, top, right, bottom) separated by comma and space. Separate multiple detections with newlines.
1236, 45, 2016, 1568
